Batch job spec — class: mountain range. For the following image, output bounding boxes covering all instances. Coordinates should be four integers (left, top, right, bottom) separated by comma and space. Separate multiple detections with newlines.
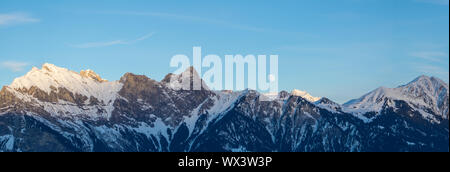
0, 63, 448, 152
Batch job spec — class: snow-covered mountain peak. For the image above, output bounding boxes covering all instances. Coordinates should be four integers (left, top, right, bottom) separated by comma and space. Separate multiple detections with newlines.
343, 87, 389, 111
163, 66, 210, 90
344, 75, 449, 121
315, 97, 343, 113
408, 75, 439, 84
402, 75, 448, 97
291, 89, 321, 102
9, 63, 122, 104
41, 63, 60, 72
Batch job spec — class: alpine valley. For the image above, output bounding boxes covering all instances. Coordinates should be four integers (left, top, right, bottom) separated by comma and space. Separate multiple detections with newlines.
0, 63, 448, 152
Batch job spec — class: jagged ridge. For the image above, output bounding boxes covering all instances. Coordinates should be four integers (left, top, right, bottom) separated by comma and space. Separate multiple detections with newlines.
0, 63, 448, 152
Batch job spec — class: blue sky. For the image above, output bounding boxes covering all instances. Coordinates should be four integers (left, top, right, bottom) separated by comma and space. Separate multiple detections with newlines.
0, 0, 448, 103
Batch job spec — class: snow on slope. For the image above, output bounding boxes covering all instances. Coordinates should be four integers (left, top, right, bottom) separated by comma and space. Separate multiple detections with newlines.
343, 87, 395, 114
6, 63, 123, 119
209, 90, 243, 115
344, 75, 449, 121
291, 89, 321, 102
0, 135, 14, 152
10, 63, 123, 104
164, 66, 210, 91
315, 98, 342, 113
185, 90, 244, 133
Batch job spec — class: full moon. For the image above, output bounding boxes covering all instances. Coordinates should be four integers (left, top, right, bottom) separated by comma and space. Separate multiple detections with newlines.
269, 74, 276, 82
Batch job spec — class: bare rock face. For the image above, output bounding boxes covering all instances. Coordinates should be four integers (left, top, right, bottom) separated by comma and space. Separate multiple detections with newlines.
161, 66, 210, 91
113, 71, 215, 127
0, 87, 22, 108
161, 73, 175, 83
13, 86, 89, 106
88, 96, 100, 106
80, 70, 107, 83
0, 87, 50, 116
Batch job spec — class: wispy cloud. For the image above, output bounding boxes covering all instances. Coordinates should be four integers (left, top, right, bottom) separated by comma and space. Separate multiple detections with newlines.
1, 61, 29, 72
415, 0, 449, 5
410, 51, 448, 62
97, 11, 267, 32
71, 32, 154, 48
416, 65, 449, 78
72, 40, 126, 48
0, 12, 40, 26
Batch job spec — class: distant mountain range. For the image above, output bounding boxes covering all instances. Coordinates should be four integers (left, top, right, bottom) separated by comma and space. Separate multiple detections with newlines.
0, 63, 448, 152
